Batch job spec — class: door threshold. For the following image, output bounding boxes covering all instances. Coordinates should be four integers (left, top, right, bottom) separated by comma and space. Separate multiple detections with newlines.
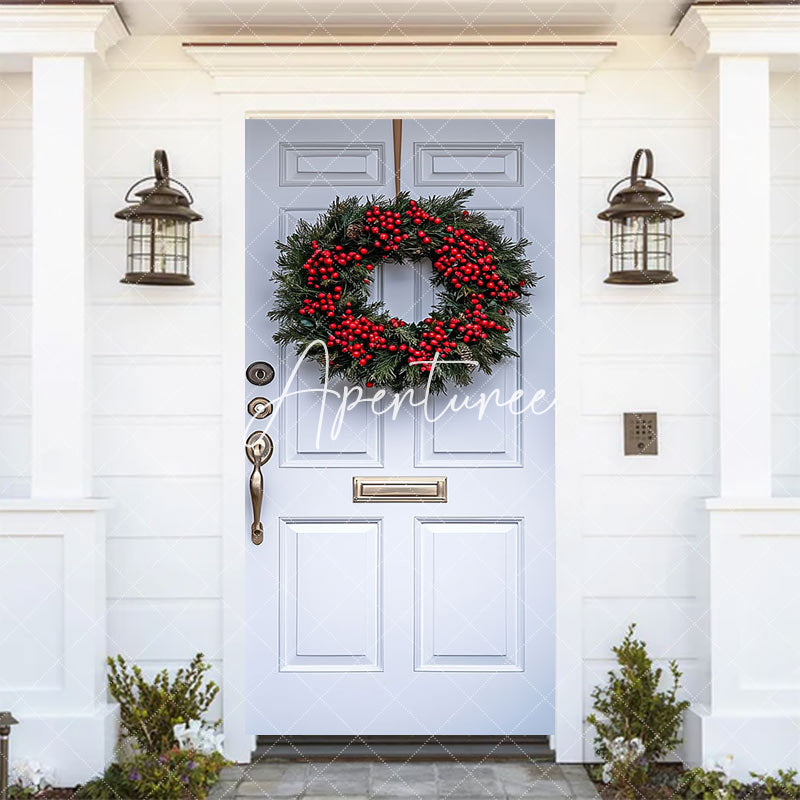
253, 735, 554, 762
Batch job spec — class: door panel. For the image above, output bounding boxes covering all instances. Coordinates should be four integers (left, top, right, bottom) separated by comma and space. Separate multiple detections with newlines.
245, 118, 555, 735
414, 142, 524, 186
414, 325, 522, 467
278, 363, 383, 467
280, 520, 382, 672
415, 520, 523, 671
279, 142, 387, 186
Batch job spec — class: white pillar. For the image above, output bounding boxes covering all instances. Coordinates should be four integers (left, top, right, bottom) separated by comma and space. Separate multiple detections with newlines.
718, 56, 771, 498
672, 7, 800, 777
0, 7, 126, 786
31, 56, 91, 498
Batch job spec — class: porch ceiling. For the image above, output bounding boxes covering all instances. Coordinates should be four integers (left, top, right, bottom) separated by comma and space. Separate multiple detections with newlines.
108, 0, 691, 36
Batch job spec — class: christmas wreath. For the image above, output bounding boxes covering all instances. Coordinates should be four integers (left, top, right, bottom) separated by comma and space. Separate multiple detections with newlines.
269, 189, 539, 394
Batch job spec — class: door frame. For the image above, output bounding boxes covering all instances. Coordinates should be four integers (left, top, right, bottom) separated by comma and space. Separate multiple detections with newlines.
184, 39, 616, 763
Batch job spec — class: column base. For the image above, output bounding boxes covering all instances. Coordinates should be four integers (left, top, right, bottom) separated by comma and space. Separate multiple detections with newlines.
0, 500, 115, 787
683, 705, 800, 778
10, 704, 119, 787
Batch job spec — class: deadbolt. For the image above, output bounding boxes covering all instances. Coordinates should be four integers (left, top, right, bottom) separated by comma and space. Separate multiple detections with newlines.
247, 397, 273, 419
246, 361, 275, 386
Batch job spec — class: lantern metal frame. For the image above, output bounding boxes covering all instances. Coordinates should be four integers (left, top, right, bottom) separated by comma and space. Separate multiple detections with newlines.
115, 150, 202, 286
0, 711, 17, 800
598, 148, 684, 285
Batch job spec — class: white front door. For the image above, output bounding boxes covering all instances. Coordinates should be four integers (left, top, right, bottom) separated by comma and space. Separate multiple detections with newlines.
244, 118, 555, 735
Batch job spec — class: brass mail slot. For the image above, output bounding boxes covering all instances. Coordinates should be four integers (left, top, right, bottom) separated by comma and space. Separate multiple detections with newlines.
353, 476, 447, 503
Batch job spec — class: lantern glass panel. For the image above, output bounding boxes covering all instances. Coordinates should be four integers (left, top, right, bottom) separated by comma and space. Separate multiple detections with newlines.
609, 215, 672, 275
126, 217, 190, 278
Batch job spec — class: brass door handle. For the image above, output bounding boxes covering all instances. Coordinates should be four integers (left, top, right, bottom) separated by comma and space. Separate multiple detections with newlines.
245, 431, 274, 545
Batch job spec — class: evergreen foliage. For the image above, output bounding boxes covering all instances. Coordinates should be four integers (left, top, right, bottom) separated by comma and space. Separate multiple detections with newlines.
106, 652, 219, 756
587, 623, 690, 764
269, 189, 539, 394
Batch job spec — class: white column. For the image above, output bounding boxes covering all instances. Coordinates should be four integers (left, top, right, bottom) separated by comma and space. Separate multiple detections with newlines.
718, 56, 771, 498
31, 56, 91, 498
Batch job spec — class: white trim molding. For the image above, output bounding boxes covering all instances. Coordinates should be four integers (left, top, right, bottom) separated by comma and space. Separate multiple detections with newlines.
673, 6, 800, 774
674, 3, 800, 68
682, 497, 800, 778
195, 38, 614, 763
183, 40, 616, 93
0, 4, 127, 62
32, 55, 93, 498
0, 503, 116, 785
716, 54, 771, 498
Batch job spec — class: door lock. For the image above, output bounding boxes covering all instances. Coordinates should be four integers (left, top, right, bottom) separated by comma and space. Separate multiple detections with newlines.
247, 397, 273, 419
245, 431, 274, 545
246, 361, 275, 386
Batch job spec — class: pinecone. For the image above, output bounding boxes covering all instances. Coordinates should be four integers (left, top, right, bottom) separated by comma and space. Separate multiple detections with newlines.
345, 223, 363, 240
456, 343, 476, 366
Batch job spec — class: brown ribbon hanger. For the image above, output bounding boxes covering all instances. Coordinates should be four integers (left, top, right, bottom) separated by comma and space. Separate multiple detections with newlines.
392, 118, 402, 197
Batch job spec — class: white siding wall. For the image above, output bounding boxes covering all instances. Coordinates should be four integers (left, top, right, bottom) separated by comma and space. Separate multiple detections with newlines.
3, 34, 796, 755
90, 38, 223, 697
579, 38, 715, 757
0, 73, 32, 498
772, 72, 800, 497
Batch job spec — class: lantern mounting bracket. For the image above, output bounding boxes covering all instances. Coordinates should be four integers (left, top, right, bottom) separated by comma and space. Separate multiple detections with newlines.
604, 148, 675, 206
154, 149, 169, 181
123, 173, 195, 207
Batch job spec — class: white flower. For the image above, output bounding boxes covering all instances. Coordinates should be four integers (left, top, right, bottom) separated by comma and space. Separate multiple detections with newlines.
629, 738, 645, 759
602, 735, 646, 785
173, 719, 225, 755
11, 759, 53, 790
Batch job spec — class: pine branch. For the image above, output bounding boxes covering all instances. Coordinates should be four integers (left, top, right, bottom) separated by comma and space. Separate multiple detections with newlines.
268, 189, 541, 393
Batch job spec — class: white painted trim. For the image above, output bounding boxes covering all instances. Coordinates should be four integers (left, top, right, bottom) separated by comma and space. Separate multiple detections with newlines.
706, 497, 800, 512
551, 92, 584, 763
717, 56, 771, 498
11, 705, 118, 787
31, 56, 92, 498
705, 504, 800, 716
674, 4, 800, 65
206, 40, 613, 762
219, 93, 250, 764
0, 5, 127, 61
0, 506, 112, 782
184, 41, 616, 94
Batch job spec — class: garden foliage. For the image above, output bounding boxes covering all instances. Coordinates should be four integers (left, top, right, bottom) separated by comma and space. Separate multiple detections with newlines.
107, 652, 219, 755
587, 623, 690, 764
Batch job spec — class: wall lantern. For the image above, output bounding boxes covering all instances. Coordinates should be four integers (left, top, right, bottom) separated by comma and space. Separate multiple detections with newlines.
598, 148, 684, 285
115, 150, 202, 286
0, 711, 18, 800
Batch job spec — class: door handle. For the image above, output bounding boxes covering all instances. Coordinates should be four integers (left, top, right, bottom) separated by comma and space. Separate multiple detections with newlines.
245, 431, 274, 545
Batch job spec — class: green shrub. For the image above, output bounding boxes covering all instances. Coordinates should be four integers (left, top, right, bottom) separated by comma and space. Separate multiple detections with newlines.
73, 763, 133, 799
75, 750, 226, 800
678, 767, 740, 800
107, 652, 219, 756
8, 789, 38, 799
586, 623, 690, 764
750, 769, 800, 800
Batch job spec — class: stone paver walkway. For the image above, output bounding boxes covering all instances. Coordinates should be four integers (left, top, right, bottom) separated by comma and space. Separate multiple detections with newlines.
209, 761, 599, 800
